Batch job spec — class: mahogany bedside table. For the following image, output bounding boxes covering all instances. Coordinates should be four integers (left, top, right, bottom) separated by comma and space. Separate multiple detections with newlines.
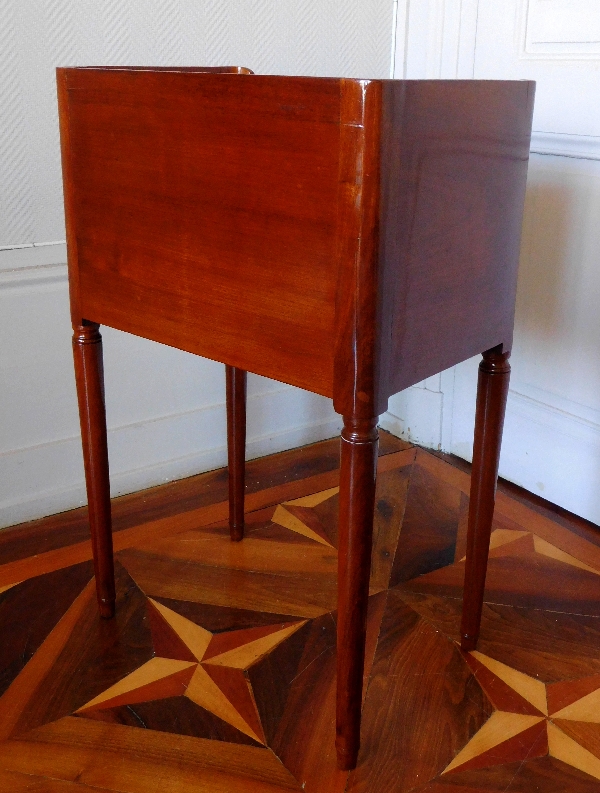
57, 66, 534, 770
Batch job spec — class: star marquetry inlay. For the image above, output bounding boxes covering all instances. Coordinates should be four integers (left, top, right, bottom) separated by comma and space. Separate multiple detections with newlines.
444, 650, 600, 781
77, 598, 307, 743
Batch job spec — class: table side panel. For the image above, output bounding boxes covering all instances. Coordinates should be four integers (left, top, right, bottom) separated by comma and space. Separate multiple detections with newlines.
63, 71, 342, 396
378, 80, 535, 399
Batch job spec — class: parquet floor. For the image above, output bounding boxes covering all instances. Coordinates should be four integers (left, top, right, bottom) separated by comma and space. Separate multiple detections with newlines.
1, 432, 600, 792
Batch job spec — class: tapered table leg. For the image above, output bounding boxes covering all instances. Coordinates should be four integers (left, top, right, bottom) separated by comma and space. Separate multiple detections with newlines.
336, 416, 379, 771
72, 323, 115, 618
461, 345, 511, 651
226, 365, 247, 542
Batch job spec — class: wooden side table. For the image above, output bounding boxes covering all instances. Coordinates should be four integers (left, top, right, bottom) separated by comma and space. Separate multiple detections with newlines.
57, 67, 534, 769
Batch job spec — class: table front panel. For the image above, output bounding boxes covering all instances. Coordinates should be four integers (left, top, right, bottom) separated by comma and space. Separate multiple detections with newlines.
65, 71, 342, 396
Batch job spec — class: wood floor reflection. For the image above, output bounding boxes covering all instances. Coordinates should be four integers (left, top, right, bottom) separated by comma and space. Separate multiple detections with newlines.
1, 432, 600, 792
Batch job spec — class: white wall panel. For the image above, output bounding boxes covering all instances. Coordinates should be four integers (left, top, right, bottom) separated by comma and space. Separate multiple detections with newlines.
386, 0, 600, 525
0, 0, 392, 528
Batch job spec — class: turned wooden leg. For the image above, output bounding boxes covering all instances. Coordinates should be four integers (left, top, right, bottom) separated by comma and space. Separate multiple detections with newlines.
336, 416, 379, 771
461, 345, 511, 651
226, 365, 247, 542
72, 323, 115, 618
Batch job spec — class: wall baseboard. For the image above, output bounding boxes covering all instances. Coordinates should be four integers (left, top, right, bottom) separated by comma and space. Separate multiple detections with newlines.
0, 392, 341, 530
382, 372, 600, 526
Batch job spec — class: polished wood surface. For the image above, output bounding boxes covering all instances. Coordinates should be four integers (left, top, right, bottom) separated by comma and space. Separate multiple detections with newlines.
57, 68, 534, 768
1, 437, 600, 792
377, 82, 533, 398
336, 418, 379, 769
226, 366, 247, 542
72, 323, 115, 619
461, 346, 511, 651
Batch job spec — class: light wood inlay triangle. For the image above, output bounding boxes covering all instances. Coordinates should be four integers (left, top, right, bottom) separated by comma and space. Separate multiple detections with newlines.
0, 582, 19, 594
547, 674, 600, 715
148, 598, 212, 661
77, 658, 196, 711
272, 505, 333, 547
204, 621, 307, 669
185, 665, 263, 743
548, 722, 600, 781
471, 652, 548, 715
533, 536, 600, 576
551, 686, 600, 722
442, 711, 544, 774
459, 529, 530, 561
284, 487, 339, 508
203, 622, 300, 661
489, 529, 531, 551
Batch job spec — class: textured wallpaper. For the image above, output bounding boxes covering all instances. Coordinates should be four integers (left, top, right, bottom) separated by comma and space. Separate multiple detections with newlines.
0, 0, 393, 246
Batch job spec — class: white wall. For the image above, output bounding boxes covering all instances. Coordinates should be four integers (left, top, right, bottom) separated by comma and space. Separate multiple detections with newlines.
3, 0, 599, 530
0, 0, 392, 528
380, 0, 600, 525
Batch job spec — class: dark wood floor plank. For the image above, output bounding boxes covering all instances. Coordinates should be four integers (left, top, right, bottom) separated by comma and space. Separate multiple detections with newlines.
0, 562, 93, 697
0, 432, 410, 567
0, 579, 96, 742
395, 588, 600, 684
118, 548, 337, 618
0, 716, 302, 792
405, 551, 600, 617
347, 590, 492, 793
370, 465, 411, 591
390, 459, 461, 586
420, 756, 600, 792
9, 563, 153, 740
0, 768, 118, 792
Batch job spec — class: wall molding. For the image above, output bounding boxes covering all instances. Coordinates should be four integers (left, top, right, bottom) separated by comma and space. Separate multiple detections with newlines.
0, 262, 67, 290
443, 375, 600, 525
530, 131, 600, 161
0, 390, 342, 529
0, 241, 67, 271
0, 241, 68, 290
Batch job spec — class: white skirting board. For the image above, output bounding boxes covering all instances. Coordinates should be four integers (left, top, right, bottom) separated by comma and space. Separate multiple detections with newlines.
380, 365, 600, 527
0, 394, 341, 530
0, 249, 341, 529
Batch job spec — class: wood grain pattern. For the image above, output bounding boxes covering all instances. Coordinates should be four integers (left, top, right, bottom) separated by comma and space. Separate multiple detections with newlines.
0, 717, 303, 792
347, 590, 492, 793
0, 769, 118, 792
71, 324, 115, 618
442, 713, 545, 774
389, 460, 461, 586
5, 439, 598, 790
226, 365, 247, 541
461, 347, 511, 651
0, 562, 93, 698
58, 69, 533, 767
547, 722, 600, 782
0, 433, 407, 568
547, 674, 600, 716
62, 70, 341, 395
